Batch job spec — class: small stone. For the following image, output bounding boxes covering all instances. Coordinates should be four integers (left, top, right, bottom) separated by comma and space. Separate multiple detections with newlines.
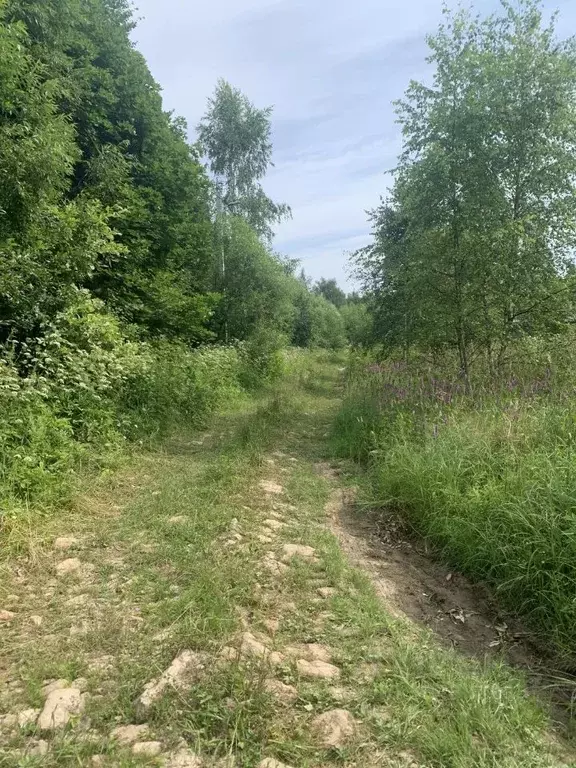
296, 659, 340, 680
168, 516, 188, 524
88, 654, 115, 673
305, 643, 332, 662
263, 618, 280, 635
18, 708, 40, 727
132, 741, 163, 757
268, 651, 285, 666
311, 709, 357, 748
286, 643, 332, 662
69, 620, 91, 637
30, 615, 43, 627
257, 534, 273, 544
286, 643, 332, 661
318, 587, 337, 599
261, 553, 288, 576
263, 519, 285, 531
72, 677, 88, 692
37, 686, 86, 730
54, 537, 80, 551
55, 558, 83, 576
139, 650, 207, 709
259, 481, 284, 495
111, 723, 150, 744
237, 633, 285, 666
258, 760, 294, 768
29, 740, 49, 756
264, 679, 298, 705
282, 544, 316, 562
0, 609, 15, 621
329, 686, 353, 703
164, 749, 203, 767
65, 594, 90, 607
240, 632, 269, 660
42, 679, 69, 695
218, 646, 239, 663
0, 713, 17, 729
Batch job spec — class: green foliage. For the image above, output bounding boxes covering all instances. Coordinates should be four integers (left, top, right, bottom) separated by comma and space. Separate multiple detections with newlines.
292, 290, 347, 350
120, 343, 245, 440
356, 0, 576, 376
344, 2, 576, 664
314, 278, 346, 308
333, 343, 576, 664
0, 355, 77, 506
237, 326, 287, 389
4, 0, 215, 344
0, 0, 345, 517
340, 301, 372, 348
214, 217, 297, 342
197, 79, 290, 241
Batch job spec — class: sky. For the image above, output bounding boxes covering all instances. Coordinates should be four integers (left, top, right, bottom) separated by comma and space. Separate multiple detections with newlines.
131, 0, 576, 290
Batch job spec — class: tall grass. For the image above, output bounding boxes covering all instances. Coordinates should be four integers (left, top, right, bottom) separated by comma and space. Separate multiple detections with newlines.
332, 337, 576, 665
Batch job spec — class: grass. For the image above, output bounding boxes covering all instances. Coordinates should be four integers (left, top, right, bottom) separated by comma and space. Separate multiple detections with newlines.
331, 351, 576, 668
0, 350, 572, 766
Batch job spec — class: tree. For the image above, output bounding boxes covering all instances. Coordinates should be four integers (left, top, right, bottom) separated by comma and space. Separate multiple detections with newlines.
212, 217, 296, 342
314, 278, 346, 308
291, 290, 346, 350
197, 80, 291, 342
3, 0, 216, 344
356, 0, 576, 378
197, 80, 290, 241
0, 6, 123, 345
340, 301, 372, 348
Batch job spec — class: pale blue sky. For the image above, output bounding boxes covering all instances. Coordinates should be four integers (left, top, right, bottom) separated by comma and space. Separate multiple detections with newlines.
131, 0, 576, 289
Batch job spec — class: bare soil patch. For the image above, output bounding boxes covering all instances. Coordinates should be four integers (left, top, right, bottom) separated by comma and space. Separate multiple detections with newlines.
317, 462, 576, 718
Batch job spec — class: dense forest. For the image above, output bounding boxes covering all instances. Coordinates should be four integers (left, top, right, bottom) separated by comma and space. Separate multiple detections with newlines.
337, 0, 576, 665
0, 0, 358, 508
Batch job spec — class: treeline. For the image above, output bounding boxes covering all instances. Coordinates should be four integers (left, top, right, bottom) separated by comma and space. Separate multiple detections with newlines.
339, 0, 576, 666
0, 0, 349, 508
355, 0, 576, 380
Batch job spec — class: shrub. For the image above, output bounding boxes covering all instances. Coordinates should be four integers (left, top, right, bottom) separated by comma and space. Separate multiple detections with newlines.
0, 297, 248, 507
238, 326, 287, 389
0, 355, 77, 506
120, 342, 244, 439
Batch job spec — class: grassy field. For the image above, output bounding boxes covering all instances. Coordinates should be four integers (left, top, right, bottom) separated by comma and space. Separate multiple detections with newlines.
0, 352, 572, 767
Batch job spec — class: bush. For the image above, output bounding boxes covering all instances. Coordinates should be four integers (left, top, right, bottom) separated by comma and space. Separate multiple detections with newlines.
0, 355, 77, 506
120, 342, 244, 439
238, 326, 287, 389
0, 298, 249, 508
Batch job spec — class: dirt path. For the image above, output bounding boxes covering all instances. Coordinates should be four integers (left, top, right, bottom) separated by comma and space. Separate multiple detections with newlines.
0, 356, 573, 767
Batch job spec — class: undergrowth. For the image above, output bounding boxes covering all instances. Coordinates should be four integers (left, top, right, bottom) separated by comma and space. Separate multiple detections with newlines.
0, 297, 287, 527
331, 337, 576, 666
